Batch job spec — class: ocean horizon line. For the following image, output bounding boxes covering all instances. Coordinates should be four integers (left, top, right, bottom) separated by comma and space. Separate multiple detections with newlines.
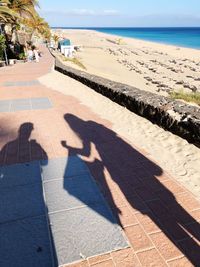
51, 26, 200, 29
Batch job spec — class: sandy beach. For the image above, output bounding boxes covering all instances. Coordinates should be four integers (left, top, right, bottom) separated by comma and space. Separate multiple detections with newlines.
52, 29, 200, 98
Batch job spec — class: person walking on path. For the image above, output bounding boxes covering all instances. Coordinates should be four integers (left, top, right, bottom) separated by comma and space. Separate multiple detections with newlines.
32, 45, 40, 63
27, 46, 34, 62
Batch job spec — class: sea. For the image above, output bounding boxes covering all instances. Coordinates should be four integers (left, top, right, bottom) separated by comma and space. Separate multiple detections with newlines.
52, 27, 200, 50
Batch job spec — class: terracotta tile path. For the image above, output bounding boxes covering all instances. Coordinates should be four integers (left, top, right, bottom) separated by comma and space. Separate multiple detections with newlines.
0, 46, 199, 267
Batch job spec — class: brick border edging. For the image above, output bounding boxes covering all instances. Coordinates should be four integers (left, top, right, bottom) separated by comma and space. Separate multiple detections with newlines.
53, 54, 200, 147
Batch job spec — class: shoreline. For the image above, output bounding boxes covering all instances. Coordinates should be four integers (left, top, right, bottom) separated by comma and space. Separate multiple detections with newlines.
52, 29, 200, 99
92, 30, 200, 55
52, 28, 200, 58
52, 27, 200, 51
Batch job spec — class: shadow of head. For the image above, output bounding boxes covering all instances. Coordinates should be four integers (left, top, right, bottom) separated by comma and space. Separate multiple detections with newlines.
18, 122, 34, 140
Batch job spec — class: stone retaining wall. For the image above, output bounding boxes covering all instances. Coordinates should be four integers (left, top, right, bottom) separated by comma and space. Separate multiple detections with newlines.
55, 56, 200, 147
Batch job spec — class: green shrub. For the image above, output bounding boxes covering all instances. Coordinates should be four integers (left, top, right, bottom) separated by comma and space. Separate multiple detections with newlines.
18, 52, 26, 60
0, 34, 6, 60
62, 55, 87, 70
170, 90, 200, 106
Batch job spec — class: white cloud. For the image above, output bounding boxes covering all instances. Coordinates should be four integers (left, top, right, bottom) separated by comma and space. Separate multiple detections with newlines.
41, 9, 120, 17
103, 10, 119, 15
72, 9, 95, 15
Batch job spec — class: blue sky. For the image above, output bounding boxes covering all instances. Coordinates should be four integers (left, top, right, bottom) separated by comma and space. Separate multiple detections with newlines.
38, 0, 200, 27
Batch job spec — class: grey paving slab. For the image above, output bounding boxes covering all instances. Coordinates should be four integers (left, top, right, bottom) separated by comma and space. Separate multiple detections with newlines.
3, 81, 17, 86
44, 174, 103, 212
0, 101, 10, 112
31, 98, 52, 110
41, 158, 66, 181
0, 216, 54, 267
0, 98, 52, 113
42, 156, 128, 266
64, 157, 89, 178
10, 99, 31, 111
0, 156, 128, 267
49, 206, 128, 265
0, 161, 41, 189
0, 183, 45, 223
41, 156, 89, 181
31, 97, 51, 104
3, 80, 40, 87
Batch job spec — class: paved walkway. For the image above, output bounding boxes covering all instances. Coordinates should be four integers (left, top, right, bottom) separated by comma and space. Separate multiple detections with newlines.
0, 47, 200, 267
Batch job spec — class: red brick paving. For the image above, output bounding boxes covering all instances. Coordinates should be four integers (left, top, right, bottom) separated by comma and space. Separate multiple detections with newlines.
0, 46, 200, 267
167, 257, 194, 267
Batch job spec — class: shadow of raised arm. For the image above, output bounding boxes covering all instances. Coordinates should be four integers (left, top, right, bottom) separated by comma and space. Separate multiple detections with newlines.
61, 140, 91, 157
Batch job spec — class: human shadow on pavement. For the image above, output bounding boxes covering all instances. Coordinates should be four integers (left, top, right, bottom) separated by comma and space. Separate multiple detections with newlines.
0, 122, 48, 165
0, 122, 58, 267
62, 113, 200, 266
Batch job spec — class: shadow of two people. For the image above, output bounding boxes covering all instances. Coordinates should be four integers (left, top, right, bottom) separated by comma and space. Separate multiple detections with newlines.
1, 117, 199, 266
61, 113, 200, 266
